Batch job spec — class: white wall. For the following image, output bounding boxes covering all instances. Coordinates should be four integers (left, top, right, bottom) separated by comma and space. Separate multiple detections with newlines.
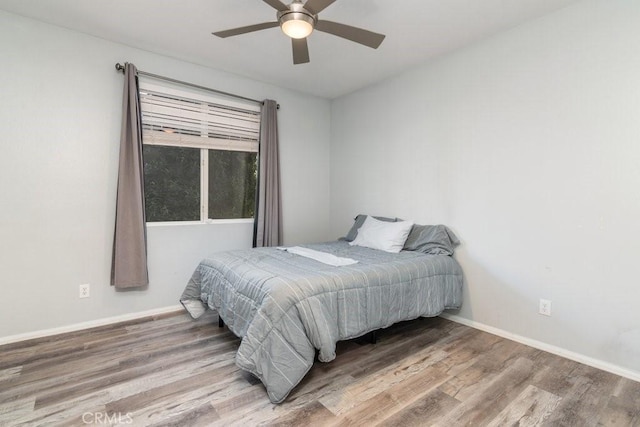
0, 10, 331, 338
331, 0, 640, 377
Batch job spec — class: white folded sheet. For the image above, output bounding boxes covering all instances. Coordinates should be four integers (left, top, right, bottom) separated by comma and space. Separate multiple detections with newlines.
279, 246, 358, 266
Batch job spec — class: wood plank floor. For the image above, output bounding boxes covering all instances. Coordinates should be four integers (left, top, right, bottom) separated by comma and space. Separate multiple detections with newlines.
1, 311, 639, 426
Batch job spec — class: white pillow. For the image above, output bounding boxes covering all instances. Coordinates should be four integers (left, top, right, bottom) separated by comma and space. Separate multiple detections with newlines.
349, 215, 414, 253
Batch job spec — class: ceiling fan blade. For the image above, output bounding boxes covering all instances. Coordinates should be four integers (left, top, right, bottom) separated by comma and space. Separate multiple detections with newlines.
263, 0, 289, 12
303, 0, 336, 15
315, 20, 385, 49
292, 38, 310, 64
213, 21, 279, 38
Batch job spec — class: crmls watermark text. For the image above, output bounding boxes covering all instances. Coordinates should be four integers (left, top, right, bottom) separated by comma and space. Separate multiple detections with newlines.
82, 412, 133, 425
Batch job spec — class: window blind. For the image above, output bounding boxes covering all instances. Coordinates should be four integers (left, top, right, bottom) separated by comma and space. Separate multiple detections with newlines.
139, 81, 260, 153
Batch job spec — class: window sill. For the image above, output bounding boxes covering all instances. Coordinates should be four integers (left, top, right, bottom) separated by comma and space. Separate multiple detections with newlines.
146, 218, 254, 227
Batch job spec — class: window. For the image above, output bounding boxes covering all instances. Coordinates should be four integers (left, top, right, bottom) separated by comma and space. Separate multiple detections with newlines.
139, 81, 260, 223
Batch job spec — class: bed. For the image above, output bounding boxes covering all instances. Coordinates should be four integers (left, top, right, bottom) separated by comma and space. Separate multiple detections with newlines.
180, 217, 463, 403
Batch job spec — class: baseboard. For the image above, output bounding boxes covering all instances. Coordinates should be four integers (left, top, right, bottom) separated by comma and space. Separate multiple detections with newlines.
0, 305, 184, 346
440, 312, 640, 383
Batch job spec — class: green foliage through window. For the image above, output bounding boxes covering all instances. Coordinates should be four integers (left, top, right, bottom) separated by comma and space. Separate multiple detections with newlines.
208, 150, 257, 219
143, 145, 200, 222
143, 146, 257, 222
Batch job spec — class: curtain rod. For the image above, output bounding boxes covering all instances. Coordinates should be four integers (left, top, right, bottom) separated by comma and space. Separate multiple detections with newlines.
115, 63, 279, 109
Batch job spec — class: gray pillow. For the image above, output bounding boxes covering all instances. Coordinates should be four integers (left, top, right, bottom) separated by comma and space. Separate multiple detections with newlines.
403, 224, 460, 255
344, 214, 397, 242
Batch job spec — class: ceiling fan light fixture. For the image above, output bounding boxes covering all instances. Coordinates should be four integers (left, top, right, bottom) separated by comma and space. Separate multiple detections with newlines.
279, 12, 315, 39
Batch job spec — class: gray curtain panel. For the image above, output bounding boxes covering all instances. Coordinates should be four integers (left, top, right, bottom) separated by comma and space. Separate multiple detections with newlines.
254, 100, 283, 247
111, 63, 149, 289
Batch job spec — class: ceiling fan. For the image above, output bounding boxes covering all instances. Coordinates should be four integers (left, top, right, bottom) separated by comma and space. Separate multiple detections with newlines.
212, 0, 386, 65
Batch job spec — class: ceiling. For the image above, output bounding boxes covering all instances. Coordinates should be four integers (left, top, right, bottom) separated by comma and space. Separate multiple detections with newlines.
0, 0, 581, 99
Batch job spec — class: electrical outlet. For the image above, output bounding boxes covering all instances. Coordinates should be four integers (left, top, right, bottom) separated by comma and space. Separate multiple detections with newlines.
79, 284, 90, 299
539, 298, 551, 316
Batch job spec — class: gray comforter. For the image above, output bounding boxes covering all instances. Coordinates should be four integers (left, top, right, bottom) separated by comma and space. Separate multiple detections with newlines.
180, 241, 463, 403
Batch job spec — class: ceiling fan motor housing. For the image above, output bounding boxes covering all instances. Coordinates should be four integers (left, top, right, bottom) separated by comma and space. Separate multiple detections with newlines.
277, 1, 317, 38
